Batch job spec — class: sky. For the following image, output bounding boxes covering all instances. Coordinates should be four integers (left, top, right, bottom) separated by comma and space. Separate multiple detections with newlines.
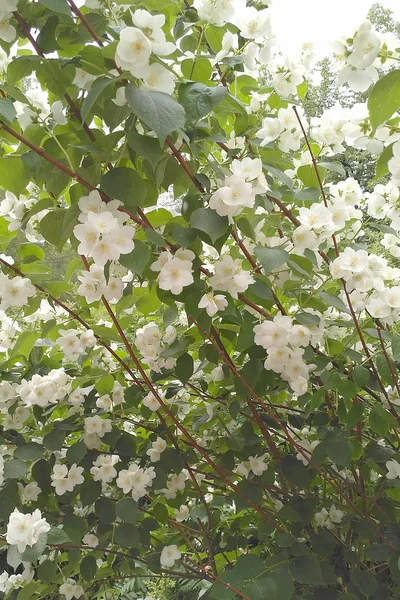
270, 0, 400, 58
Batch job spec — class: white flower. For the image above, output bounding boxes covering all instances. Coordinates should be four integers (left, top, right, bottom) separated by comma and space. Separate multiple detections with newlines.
19, 481, 41, 503
0, 274, 36, 311
198, 292, 228, 317
248, 454, 268, 476
51, 101, 68, 125
136, 62, 175, 95
131, 9, 175, 56
6, 509, 50, 553
158, 257, 194, 295
256, 117, 283, 146
143, 391, 161, 412
175, 505, 190, 522
163, 326, 177, 345
210, 256, 254, 298
386, 459, 400, 480
82, 533, 99, 547
160, 544, 181, 568
59, 579, 85, 600
209, 175, 255, 220
211, 366, 224, 382
0, 19, 16, 43
234, 7, 271, 39
146, 437, 167, 462
112, 87, 127, 106
116, 27, 152, 69
348, 27, 381, 69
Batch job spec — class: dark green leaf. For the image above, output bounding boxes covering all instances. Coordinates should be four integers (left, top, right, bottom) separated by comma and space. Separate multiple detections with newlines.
81, 77, 114, 123
290, 554, 324, 585
175, 353, 194, 383
0, 98, 16, 123
127, 129, 164, 168
4, 459, 27, 479
81, 555, 97, 581
190, 207, 229, 243
119, 240, 150, 275
178, 82, 227, 122
100, 166, 145, 205
47, 526, 72, 545
114, 523, 139, 548
40, 0, 71, 15
116, 498, 138, 525
14, 443, 44, 461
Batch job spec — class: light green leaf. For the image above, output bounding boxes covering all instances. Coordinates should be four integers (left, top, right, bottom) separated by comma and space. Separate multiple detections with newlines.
125, 83, 186, 142
368, 69, 400, 131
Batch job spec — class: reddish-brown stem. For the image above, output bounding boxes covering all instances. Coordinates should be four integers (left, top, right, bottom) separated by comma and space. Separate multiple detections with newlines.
166, 138, 205, 193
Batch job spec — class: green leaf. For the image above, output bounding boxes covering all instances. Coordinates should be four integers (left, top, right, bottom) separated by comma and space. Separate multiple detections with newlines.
37, 559, 57, 583
376, 143, 394, 179
100, 166, 145, 204
176, 352, 194, 383
178, 82, 227, 122
326, 430, 353, 468
20, 533, 47, 563
4, 459, 27, 479
7, 56, 41, 87
368, 69, 400, 131
127, 129, 164, 169
114, 523, 139, 548
36, 60, 75, 97
242, 578, 276, 600
81, 480, 102, 506
66, 440, 87, 465
235, 554, 265, 579
318, 161, 346, 177
125, 83, 186, 142
190, 207, 229, 243
115, 498, 138, 525
14, 443, 44, 461
181, 58, 213, 83
319, 291, 349, 313
352, 366, 370, 388
0, 157, 30, 195
81, 77, 114, 123
37, 15, 61, 54
119, 240, 150, 275
353, 569, 378, 598
40, 0, 71, 15
0, 98, 16, 123
46, 526, 72, 545
81, 555, 97, 581
369, 404, 396, 437
39, 210, 69, 249
290, 554, 324, 585
393, 334, 400, 360
254, 246, 289, 274
43, 429, 66, 451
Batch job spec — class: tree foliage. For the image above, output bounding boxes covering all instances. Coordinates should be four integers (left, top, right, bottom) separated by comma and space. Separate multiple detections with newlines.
0, 2, 399, 600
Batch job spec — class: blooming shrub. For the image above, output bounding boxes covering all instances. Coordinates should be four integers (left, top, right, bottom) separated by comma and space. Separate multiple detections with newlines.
0, 1, 399, 599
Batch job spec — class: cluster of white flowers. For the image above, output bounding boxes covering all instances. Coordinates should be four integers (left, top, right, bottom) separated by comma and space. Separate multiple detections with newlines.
90, 454, 119, 483
315, 504, 345, 529
51, 463, 84, 496
83, 415, 112, 449
6, 509, 50, 553
157, 471, 188, 500
210, 256, 254, 298
59, 579, 85, 600
146, 436, 167, 462
115, 10, 175, 94
333, 20, 382, 92
0, 273, 36, 311
367, 182, 400, 232
77, 264, 124, 304
330, 247, 400, 321
116, 462, 156, 501
209, 158, 267, 221
96, 380, 125, 411
293, 181, 363, 253
0, 191, 37, 236
294, 427, 320, 465
56, 328, 97, 360
237, 453, 269, 478
0, 566, 34, 595
17, 369, 72, 408
73, 190, 135, 268
160, 544, 181, 568
151, 249, 194, 296
0, 310, 20, 352
254, 314, 314, 395
135, 321, 178, 372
